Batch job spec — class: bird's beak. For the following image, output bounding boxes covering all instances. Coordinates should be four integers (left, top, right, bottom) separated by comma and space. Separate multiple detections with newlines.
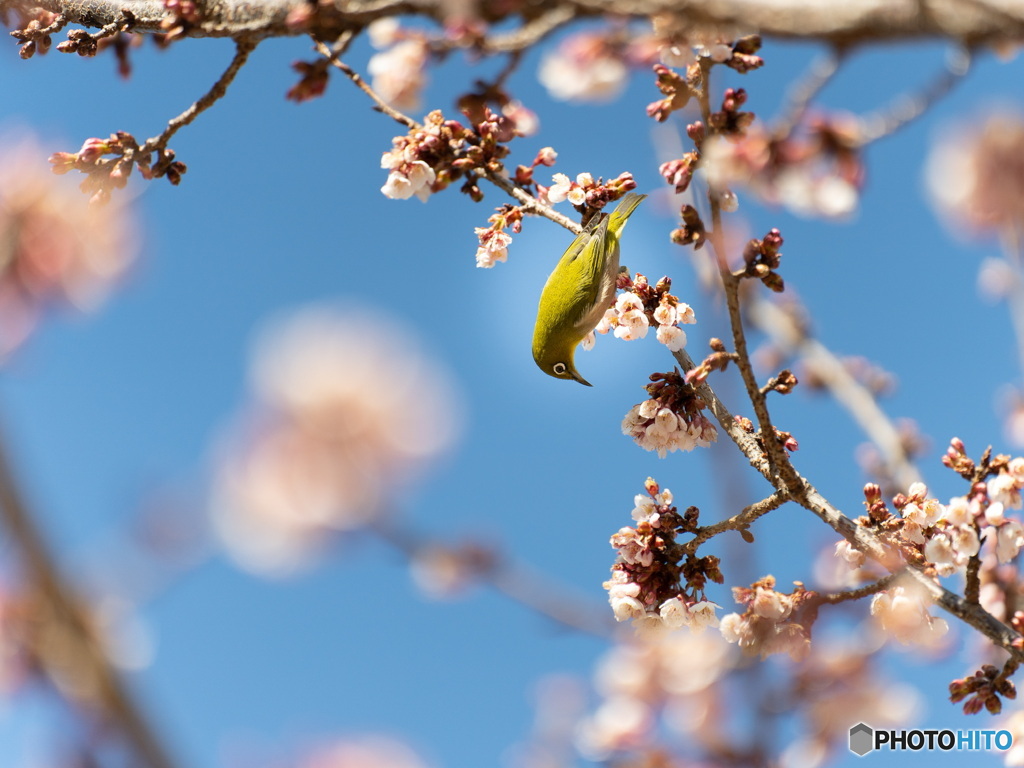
572, 371, 593, 387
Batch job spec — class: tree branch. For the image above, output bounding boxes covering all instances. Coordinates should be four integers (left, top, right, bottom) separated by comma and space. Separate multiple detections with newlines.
4, 0, 1024, 46
0, 423, 178, 768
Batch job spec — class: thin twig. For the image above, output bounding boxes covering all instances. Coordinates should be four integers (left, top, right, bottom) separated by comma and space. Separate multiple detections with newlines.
317, 40, 421, 129
813, 573, 897, 605
371, 521, 614, 637
0, 424, 178, 768
683, 490, 790, 555
142, 37, 259, 154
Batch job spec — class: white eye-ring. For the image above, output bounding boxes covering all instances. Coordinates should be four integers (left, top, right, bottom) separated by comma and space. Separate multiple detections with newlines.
553, 362, 567, 375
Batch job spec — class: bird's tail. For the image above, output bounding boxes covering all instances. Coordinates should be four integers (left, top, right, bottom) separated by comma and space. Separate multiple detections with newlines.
607, 192, 647, 236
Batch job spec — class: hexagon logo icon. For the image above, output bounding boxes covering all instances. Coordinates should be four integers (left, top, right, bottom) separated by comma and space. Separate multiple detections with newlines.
849, 723, 874, 756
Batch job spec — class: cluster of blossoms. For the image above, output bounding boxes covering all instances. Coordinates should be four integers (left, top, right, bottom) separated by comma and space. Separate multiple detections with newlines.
926, 111, 1024, 237
537, 31, 636, 103
211, 306, 458, 575
586, 272, 694, 352
869, 583, 949, 648
537, 28, 762, 106
576, 630, 734, 759
719, 576, 813, 661
622, 370, 718, 457
647, 36, 763, 122
472, 147, 557, 268
0, 139, 135, 359
49, 131, 185, 204
786, 644, 921, 766
381, 104, 529, 202
540, 170, 636, 209
848, 445, 1024, 586
604, 479, 721, 632
702, 114, 864, 218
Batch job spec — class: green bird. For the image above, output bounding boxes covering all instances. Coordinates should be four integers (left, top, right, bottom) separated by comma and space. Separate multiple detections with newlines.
532, 192, 647, 386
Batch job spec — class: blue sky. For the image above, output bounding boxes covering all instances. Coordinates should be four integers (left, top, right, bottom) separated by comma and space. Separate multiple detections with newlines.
2, 23, 1024, 768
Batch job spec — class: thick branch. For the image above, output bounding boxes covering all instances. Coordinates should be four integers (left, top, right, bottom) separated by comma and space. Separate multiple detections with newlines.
4, 0, 1024, 45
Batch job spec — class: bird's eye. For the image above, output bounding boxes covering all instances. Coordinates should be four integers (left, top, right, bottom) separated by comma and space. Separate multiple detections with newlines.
553, 362, 567, 376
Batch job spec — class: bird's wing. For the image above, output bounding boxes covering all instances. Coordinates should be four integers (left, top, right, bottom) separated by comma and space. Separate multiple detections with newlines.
569, 215, 611, 330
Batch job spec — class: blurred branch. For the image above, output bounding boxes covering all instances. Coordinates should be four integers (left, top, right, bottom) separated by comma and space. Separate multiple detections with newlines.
373, 522, 615, 637
4, 0, 1024, 46
0, 424, 177, 768
746, 297, 923, 492
858, 47, 972, 144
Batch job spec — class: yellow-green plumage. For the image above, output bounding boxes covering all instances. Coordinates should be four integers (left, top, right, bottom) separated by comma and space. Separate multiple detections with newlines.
532, 192, 647, 385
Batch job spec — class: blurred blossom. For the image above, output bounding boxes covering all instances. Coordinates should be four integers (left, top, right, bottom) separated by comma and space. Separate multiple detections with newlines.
869, 583, 949, 648
212, 307, 460, 575
781, 643, 920, 768
303, 737, 429, 768
0, 135, 135, 360
367, 37, 429, 112
509, 674, 587, 768
538, 33, 628, 102
978, 256, 1019, 302
926, 112, 1024, 236
409, 543, 492, 599
578, 632, 733, 759
1002, 709, 1024, 766
702, 115, 863, 219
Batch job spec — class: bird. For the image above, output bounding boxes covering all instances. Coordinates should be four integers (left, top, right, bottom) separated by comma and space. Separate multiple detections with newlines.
532, 192, 646, 386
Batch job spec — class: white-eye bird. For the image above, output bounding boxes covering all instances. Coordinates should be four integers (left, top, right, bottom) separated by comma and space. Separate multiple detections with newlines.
532, 192, 647, 386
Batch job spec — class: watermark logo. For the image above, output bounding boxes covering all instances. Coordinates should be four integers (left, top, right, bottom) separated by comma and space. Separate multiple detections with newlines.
849, 723, 1013, 756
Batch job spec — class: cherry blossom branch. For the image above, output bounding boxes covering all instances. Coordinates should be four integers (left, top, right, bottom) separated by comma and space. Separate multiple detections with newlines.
0, 423, 178, 768
697, 58, 794, 487
679, 340, 1024, 657
669, 276, 1020, 658
6, 0, 1024, 47
322, 44, 585, 234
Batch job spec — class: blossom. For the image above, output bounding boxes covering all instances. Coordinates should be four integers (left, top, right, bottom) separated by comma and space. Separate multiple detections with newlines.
870, 585, 949, 647
926, 112, 1024, 236
380, 158, 435, 201
996, 520, 1024, 563
302, 737, 428, 768
474, 228, 512, 268
656, 323, 687, 351
622, 399, 717, 457
0, 136, 136, 360
212, 307, 459, 575
367, 38, 428, 111
538, 33, 628, 103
